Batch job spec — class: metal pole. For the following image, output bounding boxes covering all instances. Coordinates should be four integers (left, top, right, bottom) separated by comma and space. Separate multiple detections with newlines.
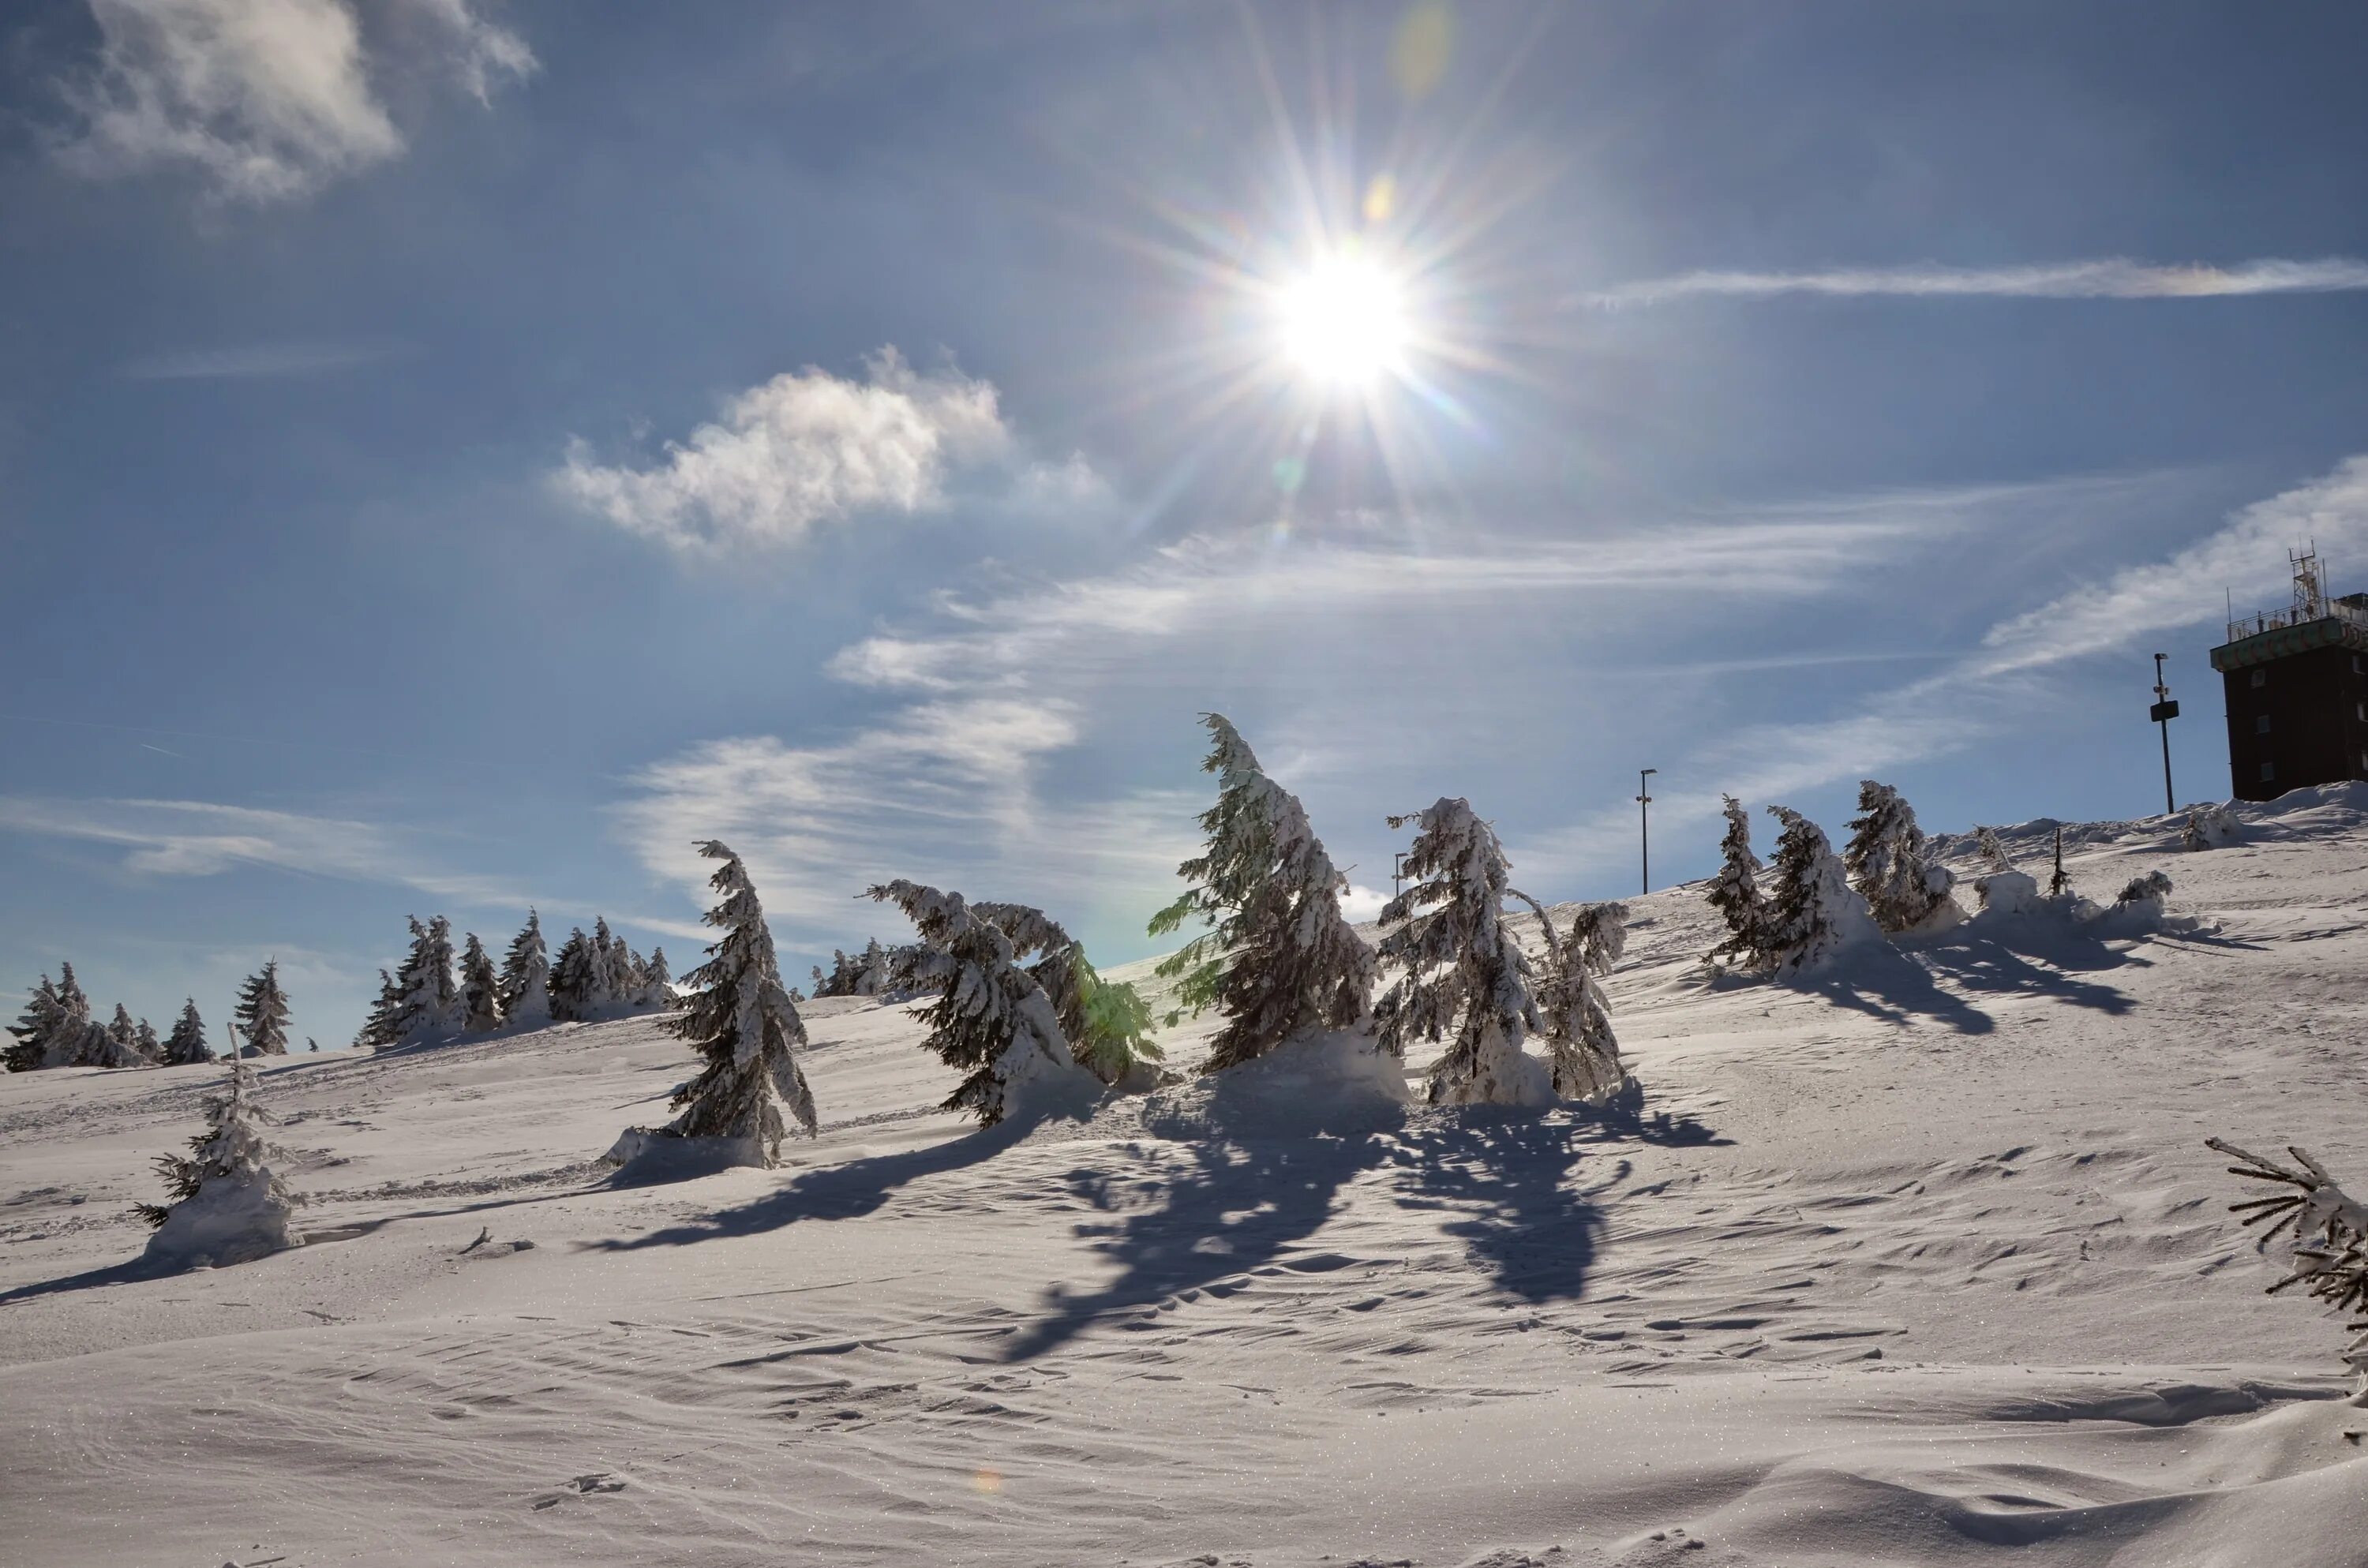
1635, 768, 1657, 895
2153, 653, 2175, 815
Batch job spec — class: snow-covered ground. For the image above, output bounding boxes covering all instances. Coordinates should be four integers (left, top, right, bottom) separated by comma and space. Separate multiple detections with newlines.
8, 788, 2368, 1566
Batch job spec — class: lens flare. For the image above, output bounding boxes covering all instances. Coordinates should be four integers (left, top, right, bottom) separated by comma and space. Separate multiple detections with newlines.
1278, 253, 1411, 387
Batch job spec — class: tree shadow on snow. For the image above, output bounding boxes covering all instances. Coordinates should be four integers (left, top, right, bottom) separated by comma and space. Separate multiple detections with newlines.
1000, 1128, 1393, 1361
1788, 940, 2000, 1035
587, 1118, 1034, 1253
0, 1255, 172, 1304
1385, 1111, 1612, 1304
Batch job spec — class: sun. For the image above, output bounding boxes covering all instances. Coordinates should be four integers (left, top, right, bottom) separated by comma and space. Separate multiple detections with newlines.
1277, 251, 1411, 388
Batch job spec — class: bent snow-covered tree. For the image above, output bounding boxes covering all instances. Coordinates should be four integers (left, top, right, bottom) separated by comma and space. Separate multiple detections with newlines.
161, 998, 213, 1065
635, 946, 673, 1009
1376, 797, 1549, 1107
1844, 780, 1955, 934
1764, 807, 1882, 977
871, 880, 1090, 1125
233, 961, 291, 1056
642, 841, 817, 1165
1704, 795, 1773, 969
500, 909, 553, 1026
1148, 713, 1374, 1072
2209, 1138, 2368, 1399
6, 973, 62, 1072
138, 1030, 302, 1267
972, 901, 1163, 1086
1516, 893, 1632, 1103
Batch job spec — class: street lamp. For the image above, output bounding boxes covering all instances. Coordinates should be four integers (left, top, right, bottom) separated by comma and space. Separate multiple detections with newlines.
2149, 653, 2179, 816
1635, 768, 1657, 895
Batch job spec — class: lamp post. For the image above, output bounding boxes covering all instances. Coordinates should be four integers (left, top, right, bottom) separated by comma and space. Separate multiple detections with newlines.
2149, 653, 2179, 817
1635, 768, 1657, 895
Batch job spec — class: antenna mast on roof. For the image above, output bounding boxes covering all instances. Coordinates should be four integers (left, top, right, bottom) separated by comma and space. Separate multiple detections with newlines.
2291, 544, 2325, 622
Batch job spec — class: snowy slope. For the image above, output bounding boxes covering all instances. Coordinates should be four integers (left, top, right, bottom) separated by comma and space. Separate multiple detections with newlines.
6, 788, 2368, 1566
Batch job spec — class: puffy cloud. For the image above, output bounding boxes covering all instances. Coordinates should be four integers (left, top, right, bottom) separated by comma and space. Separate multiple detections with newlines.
553, 350, 1036, 554
54, 0, 534, 204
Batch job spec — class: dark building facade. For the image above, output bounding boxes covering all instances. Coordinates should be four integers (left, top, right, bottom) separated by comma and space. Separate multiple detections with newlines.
2210, 588, 2368, 802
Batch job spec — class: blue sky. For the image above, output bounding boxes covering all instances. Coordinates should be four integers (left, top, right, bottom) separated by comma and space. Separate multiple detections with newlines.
5, 0, 2366, 1046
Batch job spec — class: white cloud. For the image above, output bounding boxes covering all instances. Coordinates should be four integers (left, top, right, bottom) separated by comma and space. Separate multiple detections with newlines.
1583, 257, 2368, 309
553, 350, 1060, 555
616, 698, 1201, 956
1516, 454, 2368, 880
54, 0, 534, 204
0, 794, 706, 941
1976, 457, 2368, 676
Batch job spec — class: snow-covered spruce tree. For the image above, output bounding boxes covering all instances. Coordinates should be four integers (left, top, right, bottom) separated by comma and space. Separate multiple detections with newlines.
1763, 807, 1883, 978
972, 901, 1163, 1086
1148, 713, 1374, 1072
1970, 826, 2040, 916
37, 965, 142, 1068
161, 998, 213, 1065
2209, 1139, 2368, 1399
500, 909, 553, 1027
6, 973, 60, 1072
870, 880, 1092, 1125
1375, 797, 1549, 1107
1514, 893, 1632, 1103
2184, 803, 2240, 851
134, 1016, 161, 1062
591, 917, 629, 1012
2113, 868, 2174, 915
1974, 827, 2014, 875
1704, 794, 1773, 970
1843, 780, 1957, 934
631, 841, 817, 1164
138, 1029, 301, 1267
549, 926, 596, 1021
107, 1004, 139, 1058
635, 946, 673, 1009
354, 967, 403, 1050
386, 916, 463, 1045
233, 960, 291, 1056
459, 933, 503, 1032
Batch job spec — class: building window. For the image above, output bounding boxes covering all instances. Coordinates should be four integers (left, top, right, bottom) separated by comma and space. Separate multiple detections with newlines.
2252, 668, 2269, 688
2261, 762, 2277, 783
2355, 655, 2364, 674
2257, 714, 2272, 734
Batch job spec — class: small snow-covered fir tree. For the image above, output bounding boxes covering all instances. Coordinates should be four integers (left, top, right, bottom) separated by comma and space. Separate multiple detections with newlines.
549, 926, 596, 1021
1974, 827, 2014, 875
6, 972, 62, 1072
233, 960, 291, 1056
1376, 797, 1550, 1107
1704, 795, 1773, 969
1843, 780, 1956, 934
1516, 893, 1632, 1103
2209, 1139, 2368, 1399
871, 880, 1093, 1125
138, 1027, 301, 1267
2113, 868, 2174, 914
635, 946, 673, 1009
133, 1016, 161, 1062
459, 933, 503, 1032
2183, 803, 2240, 851
590, 917, 628, 1012
2048, 826, 2073, 899
39, 965, 144, 1068
354, 967, 403, 1050
161, 998, 212, 1065
1148, 713, 1374, 1072
972, 901, 1163, 1086
633, 841, 817, 1164
385, 916, 463, 1045
1764, 807, 1883, 977
500, 909, 553, 1026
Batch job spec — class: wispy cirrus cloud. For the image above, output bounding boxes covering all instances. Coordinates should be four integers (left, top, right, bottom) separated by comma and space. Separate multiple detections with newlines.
553, 348, 1101, 556
1516, 453, 2368, 880
0, 795, 706, 942
1580, 256, 2368, 309
54, 0, 534, 205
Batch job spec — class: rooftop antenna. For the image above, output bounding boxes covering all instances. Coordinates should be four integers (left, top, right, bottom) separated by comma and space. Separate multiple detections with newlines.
2291, 544, 2325, 621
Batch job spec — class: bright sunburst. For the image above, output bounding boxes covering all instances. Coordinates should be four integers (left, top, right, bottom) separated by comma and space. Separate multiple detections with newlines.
1277, 251, 1411, 388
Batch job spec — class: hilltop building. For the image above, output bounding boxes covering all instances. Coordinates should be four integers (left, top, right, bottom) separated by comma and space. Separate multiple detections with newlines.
2210, 550, 2368, 802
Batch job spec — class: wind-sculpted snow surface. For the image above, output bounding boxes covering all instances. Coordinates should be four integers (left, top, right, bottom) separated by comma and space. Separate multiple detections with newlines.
6, 795, 2368, 1564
